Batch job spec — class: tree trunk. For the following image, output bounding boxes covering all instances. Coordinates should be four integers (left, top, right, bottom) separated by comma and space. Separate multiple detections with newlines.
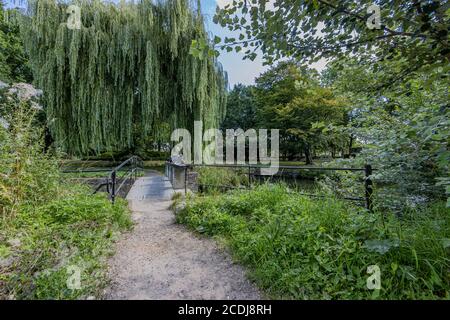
348, 134, 354, 156
44, 127, 53, 153
304, 145, 313, 165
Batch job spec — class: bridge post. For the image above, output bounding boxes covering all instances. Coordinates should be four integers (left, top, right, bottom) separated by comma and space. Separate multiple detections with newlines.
111, 171, 116, 204
364, 164, 373, 212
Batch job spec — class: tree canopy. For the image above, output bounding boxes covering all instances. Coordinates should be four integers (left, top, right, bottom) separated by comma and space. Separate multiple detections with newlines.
22, 0, 228, 155
0, 2, 32, 83
220, 83, 257, 131
254, 61, 347, 163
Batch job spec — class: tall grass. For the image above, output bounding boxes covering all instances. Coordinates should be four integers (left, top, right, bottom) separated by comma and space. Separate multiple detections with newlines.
177, 184, 450, 299
0, 103, 131, 299
197, 167, 250, 193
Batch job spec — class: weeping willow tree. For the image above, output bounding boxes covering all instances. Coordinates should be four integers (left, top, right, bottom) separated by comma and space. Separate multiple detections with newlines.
21, 0, 228, 155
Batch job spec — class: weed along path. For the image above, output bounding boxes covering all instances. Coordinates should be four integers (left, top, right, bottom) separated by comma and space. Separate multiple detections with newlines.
105, 171, 260, 300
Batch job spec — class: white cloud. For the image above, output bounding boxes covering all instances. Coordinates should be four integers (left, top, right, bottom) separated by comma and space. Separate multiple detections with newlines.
216, 0, 232, 8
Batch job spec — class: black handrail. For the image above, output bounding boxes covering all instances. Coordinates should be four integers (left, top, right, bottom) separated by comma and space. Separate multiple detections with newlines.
61, 156, 143, 203
86, 156, 144, 203
107, 156, 144, 203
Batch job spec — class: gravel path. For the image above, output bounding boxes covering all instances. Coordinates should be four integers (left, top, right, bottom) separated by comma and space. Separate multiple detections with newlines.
105, 171, 260, 300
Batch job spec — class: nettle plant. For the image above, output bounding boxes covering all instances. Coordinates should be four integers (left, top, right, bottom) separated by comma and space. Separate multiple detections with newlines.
0, 83, 59, 215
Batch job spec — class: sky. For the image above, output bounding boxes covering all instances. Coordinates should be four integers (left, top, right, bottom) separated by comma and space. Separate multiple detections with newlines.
201, 0, 327, 88
200, 0, 270, 88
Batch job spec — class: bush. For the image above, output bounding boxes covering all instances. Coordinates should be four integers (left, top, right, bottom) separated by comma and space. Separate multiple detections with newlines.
0, 101, 59, 215
177, 184, 450, 299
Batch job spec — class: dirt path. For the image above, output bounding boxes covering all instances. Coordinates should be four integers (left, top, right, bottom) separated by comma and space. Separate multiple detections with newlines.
105, 171, 260, 300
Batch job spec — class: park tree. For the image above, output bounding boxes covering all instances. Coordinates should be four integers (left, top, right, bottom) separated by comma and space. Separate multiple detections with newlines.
221, 83, 257, 131
0, 1, 32, 83
21, 0, 228, 155
323, 57, 449, 205
255, 61, 347, 164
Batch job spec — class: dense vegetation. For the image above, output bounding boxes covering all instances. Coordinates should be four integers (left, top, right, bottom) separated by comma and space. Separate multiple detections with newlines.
176, 0, 450, 300
177, 185, 450, 299
0, 2, 32, 83
216, 1, 449, 207
0, 76, 131, 299
214, 0, 449, 87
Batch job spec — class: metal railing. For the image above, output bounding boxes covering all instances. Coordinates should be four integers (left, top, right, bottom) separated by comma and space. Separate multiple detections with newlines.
106, 156, 144, 203
166, 162, 375, 212
63, 156, 144, 203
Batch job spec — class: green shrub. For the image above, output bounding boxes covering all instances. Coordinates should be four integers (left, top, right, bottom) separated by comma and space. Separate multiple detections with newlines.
0, 102, 60, 215
177, 184, 450, 299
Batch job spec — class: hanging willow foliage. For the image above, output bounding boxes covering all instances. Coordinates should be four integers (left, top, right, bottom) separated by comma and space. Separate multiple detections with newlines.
21, 0, 228, 155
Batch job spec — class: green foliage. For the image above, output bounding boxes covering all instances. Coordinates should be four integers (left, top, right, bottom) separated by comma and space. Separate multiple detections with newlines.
177, 185, 450, 299
254, 61, 348, 163
0, 3, 32, 83
323, 58, 449, 207
221, 84, 257, 131
22, 0, 228, 155
213, 0, 449, 88
197, 167, 249, 193
1, 188, 131, 299
0, 99, 56, 214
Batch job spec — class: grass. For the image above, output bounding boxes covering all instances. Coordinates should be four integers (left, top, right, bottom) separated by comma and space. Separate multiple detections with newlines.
0, 184, 131, 299
143, 160, 165, 168
61, 171, 111, 179
196, 165, 328, 196
176, 184, 450, 299
61, 170, 145, 179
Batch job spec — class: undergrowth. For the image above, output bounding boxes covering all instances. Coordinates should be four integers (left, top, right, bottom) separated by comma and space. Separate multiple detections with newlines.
0, 101, 131, 299
176, 184, 450, 299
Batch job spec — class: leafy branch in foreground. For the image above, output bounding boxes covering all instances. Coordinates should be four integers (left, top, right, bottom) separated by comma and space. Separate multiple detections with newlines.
212, 0, 449, 88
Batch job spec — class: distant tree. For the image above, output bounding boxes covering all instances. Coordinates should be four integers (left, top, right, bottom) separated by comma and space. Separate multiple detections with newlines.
255, 61, 347, 164
221, 84, 257, 131
0, 2, 32, 83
